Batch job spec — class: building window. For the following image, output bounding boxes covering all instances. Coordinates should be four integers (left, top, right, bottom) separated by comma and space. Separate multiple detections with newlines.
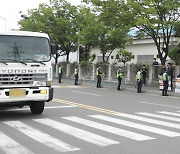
111, 56, 114, 59
137, 55, 154, 64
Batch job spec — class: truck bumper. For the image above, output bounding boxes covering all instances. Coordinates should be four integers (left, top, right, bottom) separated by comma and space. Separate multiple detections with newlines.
0, 87, 53, 103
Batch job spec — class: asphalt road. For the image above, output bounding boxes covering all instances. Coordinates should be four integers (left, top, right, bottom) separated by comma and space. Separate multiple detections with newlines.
0, 83, 180, 154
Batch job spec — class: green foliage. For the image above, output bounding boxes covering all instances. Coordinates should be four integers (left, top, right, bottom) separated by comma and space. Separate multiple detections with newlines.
86, 0, 180, 65
116, 49, 133, 65
169, 43, 180, 65
81, 0, 130, 63
125, 0, 180, 65
80, 61, 91, 69
174, 22, 180, 37
19, 0, 78, 62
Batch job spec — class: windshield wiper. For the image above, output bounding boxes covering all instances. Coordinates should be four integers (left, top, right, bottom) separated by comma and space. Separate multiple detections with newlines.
2, 59, 27, 65
23, 59, 46, 65
0, 61, 8, 65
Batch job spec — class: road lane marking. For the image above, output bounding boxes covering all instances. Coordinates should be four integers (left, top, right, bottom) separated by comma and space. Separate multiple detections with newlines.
4, 121, 80, 152
0, 131, 34, 154
3, 106, 76, 111
34, 118, 118, 146
89, 115, 180, 137
53, 98, 180, 129
157, 111, 180, 117
53, 99, 120, 114
140, 102, 180, 109
71, 91, 101, 97
137, 112, 180, 122
63, 116, 155, 141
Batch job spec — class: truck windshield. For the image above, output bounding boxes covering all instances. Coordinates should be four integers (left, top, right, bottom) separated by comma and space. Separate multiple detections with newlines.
0, 35, 50, 62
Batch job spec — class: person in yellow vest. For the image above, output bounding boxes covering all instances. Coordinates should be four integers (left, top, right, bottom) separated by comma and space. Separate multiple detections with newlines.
74, 66, 79, 85
162, 68, 169, 96
136, 69, 143, 93
58, 65, 63, 83
117, 67, 123, 90
96, 66, 102, 88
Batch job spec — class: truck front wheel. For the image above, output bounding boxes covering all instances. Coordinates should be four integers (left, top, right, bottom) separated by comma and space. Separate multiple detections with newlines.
30, 101, 45, 114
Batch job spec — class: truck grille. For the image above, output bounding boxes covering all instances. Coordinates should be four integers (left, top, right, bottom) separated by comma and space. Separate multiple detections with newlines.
0, 74, 47, 86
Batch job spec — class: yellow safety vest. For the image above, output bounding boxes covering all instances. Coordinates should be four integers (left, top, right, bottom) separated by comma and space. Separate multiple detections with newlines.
74, 68, 78, 75
136, 71, 142, 80
59, 66, 62, 73
117, 70, 123, 78
162, 72, 168, 81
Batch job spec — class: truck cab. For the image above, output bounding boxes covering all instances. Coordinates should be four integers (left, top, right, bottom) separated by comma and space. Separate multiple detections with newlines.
0, 31, 54, 114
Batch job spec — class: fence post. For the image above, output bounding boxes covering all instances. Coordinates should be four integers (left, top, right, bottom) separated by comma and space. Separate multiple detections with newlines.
108, 64, 111, 82
126, 64, 131, 84
92, 64, 95, 80
55, 63, 58, 77
175, 65, 180, 77
148, 66, 153, 85
66, 63, 70, 78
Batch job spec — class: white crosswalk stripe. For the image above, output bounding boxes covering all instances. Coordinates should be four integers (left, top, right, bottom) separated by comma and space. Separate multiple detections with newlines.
2, 110, 180, 153
0, 131, 34, 154
137, 112, 180, 122
34, 118, 119, 146
157, 111, 180, 117
3, 121, 80, 153
115, 113, 180, 129
89, 115, 180, 137
63, 116, 155, 141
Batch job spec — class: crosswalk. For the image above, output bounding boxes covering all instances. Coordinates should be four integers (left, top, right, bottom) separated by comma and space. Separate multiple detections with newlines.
1, 110, 180, 153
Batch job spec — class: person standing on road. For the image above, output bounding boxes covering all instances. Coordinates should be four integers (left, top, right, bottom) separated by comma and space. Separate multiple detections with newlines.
167, 62, 173, 91
96, 66, 102, 88
152, 58, 159, 66
136, 69, 143, 93
162, 68, 169, 96
74, 66, 79, 85
58, 65, 63, 83
117, 67, 123, 90
142, 64, 148, 85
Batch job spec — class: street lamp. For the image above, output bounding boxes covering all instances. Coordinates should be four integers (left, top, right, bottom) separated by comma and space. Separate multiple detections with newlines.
0, 16, 6, 30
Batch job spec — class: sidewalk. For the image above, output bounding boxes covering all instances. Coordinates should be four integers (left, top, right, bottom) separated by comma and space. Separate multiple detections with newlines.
53, 78, 180, 97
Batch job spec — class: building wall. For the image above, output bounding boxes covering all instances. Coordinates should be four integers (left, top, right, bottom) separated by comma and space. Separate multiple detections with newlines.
91, 37, 179, 65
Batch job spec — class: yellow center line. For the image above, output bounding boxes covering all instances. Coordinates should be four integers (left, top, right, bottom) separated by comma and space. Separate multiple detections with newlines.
53, 98, 120, 115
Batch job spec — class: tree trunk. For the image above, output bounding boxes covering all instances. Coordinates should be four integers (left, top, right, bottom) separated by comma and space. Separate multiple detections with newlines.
66, 51, 70, 62
103, 52, 106, 62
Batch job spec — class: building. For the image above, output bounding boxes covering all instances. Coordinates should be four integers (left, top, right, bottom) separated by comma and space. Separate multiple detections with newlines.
91, 33, 180, 65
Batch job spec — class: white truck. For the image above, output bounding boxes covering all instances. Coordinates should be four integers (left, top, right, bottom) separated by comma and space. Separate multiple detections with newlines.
0, 31, 55, 114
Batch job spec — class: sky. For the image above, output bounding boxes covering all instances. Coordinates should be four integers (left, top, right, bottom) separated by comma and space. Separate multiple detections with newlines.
0, 0, 81, 31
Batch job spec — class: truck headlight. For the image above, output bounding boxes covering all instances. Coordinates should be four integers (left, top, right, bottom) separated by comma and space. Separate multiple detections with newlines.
33, 81, 46, 87
33, 81, 52, 87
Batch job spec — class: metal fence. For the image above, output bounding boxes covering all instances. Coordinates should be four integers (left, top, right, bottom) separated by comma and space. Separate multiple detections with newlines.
53, 63, 180, 86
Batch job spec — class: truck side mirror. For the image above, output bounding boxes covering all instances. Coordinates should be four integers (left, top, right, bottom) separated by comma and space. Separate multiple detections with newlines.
50, 44, 57, 54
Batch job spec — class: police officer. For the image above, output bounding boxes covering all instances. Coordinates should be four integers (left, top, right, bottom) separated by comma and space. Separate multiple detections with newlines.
136, 69, 143, 93
96, 66, 102, 88
58, 65, 63, 83
74, 66, 79, 85
167, 62, 173, 91
117, 67, 123, 90
162, 68, 169, 96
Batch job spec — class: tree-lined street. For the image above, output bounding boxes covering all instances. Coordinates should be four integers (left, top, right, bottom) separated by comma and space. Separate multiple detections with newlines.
0, 83, 180, 154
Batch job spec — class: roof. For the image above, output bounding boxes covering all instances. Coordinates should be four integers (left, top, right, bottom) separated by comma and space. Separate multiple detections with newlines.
0, 30, 49, 39
128, 28, 176, 37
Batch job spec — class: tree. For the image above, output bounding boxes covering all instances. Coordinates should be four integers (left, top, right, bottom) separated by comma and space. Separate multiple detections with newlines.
86, 0, 180, 65
116, 48, 133, 67
76, 7, 100, 62
124, 0, 180, 65
169, 43, 180, 65
82, 0, 133, 63
19, 0, 78, 62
